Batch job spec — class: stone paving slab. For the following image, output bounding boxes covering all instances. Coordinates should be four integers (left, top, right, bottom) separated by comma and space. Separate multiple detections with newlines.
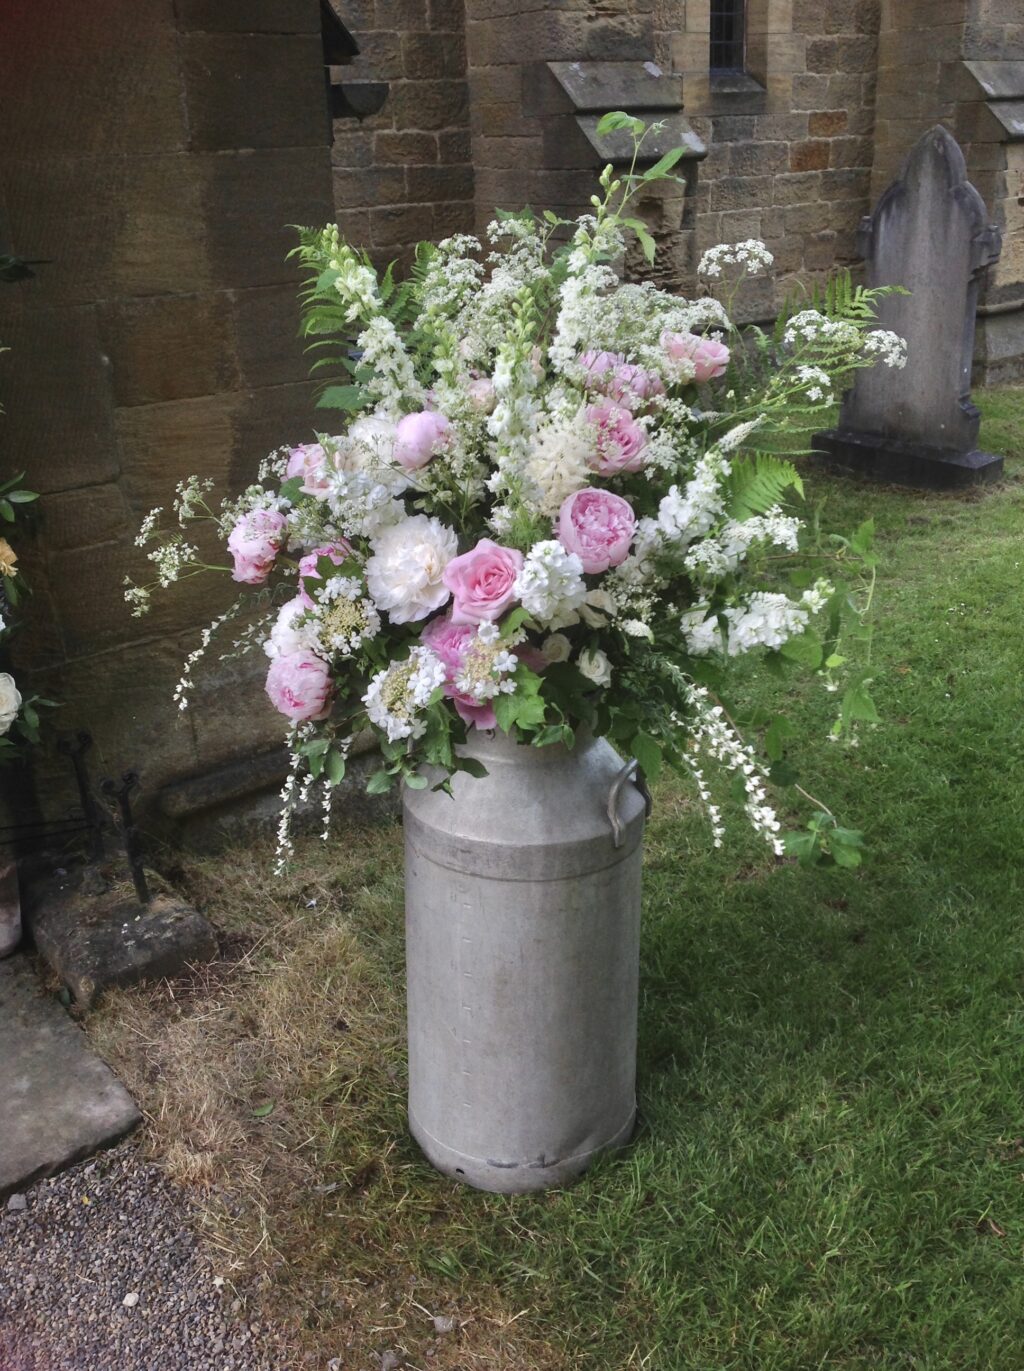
0, 955, 141, 1199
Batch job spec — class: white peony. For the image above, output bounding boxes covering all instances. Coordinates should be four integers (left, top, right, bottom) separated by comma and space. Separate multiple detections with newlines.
366, 514, 457, 624
0, 673, 21, 735
264, 597, 319, 660
346, 415, 398, 468
577, 648, 612, 688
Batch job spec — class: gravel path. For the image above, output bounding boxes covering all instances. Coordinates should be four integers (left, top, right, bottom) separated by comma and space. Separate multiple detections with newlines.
0, 1141, 295, 1371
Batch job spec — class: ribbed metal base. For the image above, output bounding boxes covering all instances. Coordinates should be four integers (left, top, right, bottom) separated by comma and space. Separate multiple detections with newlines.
409, 1104, 637, 1195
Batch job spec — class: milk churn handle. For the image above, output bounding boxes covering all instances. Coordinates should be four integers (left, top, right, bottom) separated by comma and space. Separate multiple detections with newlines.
607, 759, 654, 849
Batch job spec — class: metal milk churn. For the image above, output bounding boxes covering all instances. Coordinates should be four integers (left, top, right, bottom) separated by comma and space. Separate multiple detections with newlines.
402, 727, 647, 1194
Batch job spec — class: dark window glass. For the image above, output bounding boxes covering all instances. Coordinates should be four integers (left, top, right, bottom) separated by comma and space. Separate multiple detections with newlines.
710, 0, 745, 73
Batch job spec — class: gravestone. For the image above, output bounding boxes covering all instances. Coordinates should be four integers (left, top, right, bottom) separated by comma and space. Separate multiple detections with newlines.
814, 126, 1003, 490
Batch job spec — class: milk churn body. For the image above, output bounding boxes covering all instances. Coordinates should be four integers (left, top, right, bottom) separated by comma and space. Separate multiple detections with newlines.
402, 728, 646, 1194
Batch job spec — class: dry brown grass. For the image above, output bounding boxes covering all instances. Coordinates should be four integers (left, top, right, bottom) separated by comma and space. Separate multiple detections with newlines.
87, 821, 572, 1371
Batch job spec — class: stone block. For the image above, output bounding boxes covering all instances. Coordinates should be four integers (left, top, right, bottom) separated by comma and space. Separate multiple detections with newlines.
235, 381, 324, 478
729, 141, 789, 175
433, 200, 475, 237
790, 140, 830, 172
232, 286, 311, 390
0, 308, 117, 494
809, 110, 849, 136
830, 136, 873, 170
198, 148, 335, 289
182, 33, 330, 151
376, 0, 430, 24
23, 864, 218, 1009
783, 201, 833, 234
710, 175, 775, 212
403, 32, 450, 78
406, 163, 475, 201
43, 485, 132, 554
371, 203, 436, 246
115, 393, 239, 514
174, 0, 321, 32
375, 130, 439, 164
348, 29, 404, 80
98, 296, 239, 407
332, 130, 377, 168
439, 129, 472, 162
0, 955, 140, 1198
0, 0, 185, 156
390, 79, 469, 130
333, 166, 409, 209
772, 170, 824, 205
429, 0, 466, 29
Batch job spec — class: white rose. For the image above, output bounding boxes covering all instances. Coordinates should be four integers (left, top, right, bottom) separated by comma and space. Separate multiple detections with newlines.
577, 648, 612, 688
579, 588, 617, 629
0, 673, 22, 735
366, 514, 457, 624
541, 633, 571, 664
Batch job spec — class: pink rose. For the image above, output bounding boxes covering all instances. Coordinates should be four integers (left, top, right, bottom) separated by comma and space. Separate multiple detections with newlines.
558, 488, 636, 574
661, 330, 731, 383
286, 442, 333, 497
264, 650, 333, 722
605, 362, 665, 406
443, 538, 524, 625
227, 508, 287, 585
394, 410, 452, 471
297, 541, 353, 607
578, 350, 625, 388
585, 399, 648, 476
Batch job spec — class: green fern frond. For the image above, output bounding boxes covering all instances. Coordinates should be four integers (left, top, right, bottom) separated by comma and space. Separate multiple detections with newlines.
726, 453, 804, 519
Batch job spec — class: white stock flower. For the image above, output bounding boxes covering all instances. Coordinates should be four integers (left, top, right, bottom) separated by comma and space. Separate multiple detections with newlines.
514, 540, 587, 630
578, 647, 612, 688
0, 673, 21, 735
366, 514, 457, 624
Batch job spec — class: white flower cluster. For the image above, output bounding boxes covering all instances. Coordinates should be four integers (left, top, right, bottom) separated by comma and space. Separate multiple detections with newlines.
682, 591, 812, 658
656, 455, 728, 546
861, 328, 908, 369
684, 506, 801, 582
363, 647, 446, 742
513, 540, 587, 629
783, 310, 860, 350
698, 239, 774, 279
357, 316, 422, 414
311, 576, 381, 655
522, 412, 592, 517
454, 623, 521, 702
795, 364, 833, 405
331, 242, 380, 325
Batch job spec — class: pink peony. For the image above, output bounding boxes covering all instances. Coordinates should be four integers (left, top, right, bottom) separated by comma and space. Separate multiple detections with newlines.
661, 330, 731, 383
443, 538, 524, 625
421, 613, 545, 730
605, 362, 665, 406
264, 649, 333, 722
394, 410, 452, 471
578, 350, 625, 388
584, 399, 648, 476
227, 507, 287, 585
558, 488, 636, 574
297, 542, 353, 607
286, 442, 333, 497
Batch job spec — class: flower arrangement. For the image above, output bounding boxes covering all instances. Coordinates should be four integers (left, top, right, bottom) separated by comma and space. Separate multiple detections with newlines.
0, 471, 47, 759
128, 115, 902, 866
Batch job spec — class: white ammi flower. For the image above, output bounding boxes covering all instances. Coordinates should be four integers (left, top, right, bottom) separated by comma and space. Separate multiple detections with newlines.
0, 673, 21, 735
366, 514, 457, 624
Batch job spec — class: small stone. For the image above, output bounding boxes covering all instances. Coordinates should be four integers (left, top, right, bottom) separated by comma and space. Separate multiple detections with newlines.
6, 1193, 27, 1212
122, 1291, 140, 1308
380, 1353, 401, 1371
433, 1315, 456, 1334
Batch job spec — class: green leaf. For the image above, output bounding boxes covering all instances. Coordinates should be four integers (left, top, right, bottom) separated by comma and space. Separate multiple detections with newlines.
596, 110, 644, 136
0, 501, 13, 522
764, 715, 794, 763
642, 147, 685, 181
316, 384, 366, 412
780, 632, 823, 669
631, 731, 662, 782
841, 677, 880, 725
457, 757, 488, 779
366, 769, 393, 795
326, 751, 346, 786
500, 606, 532, 639
404, 772, 428, 790
251, 1102, 275, 1118
6, 490, 37, 504
493, 693, 518, 733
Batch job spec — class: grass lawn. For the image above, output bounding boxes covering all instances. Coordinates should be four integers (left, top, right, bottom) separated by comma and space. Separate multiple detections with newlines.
91, 387, 1024, 1370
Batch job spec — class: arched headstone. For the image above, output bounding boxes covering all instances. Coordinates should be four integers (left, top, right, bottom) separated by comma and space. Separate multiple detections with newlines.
814, 126, 1003, 490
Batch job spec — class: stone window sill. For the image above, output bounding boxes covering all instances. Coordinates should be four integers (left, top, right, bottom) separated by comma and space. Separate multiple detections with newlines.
708, 70, 767, 114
